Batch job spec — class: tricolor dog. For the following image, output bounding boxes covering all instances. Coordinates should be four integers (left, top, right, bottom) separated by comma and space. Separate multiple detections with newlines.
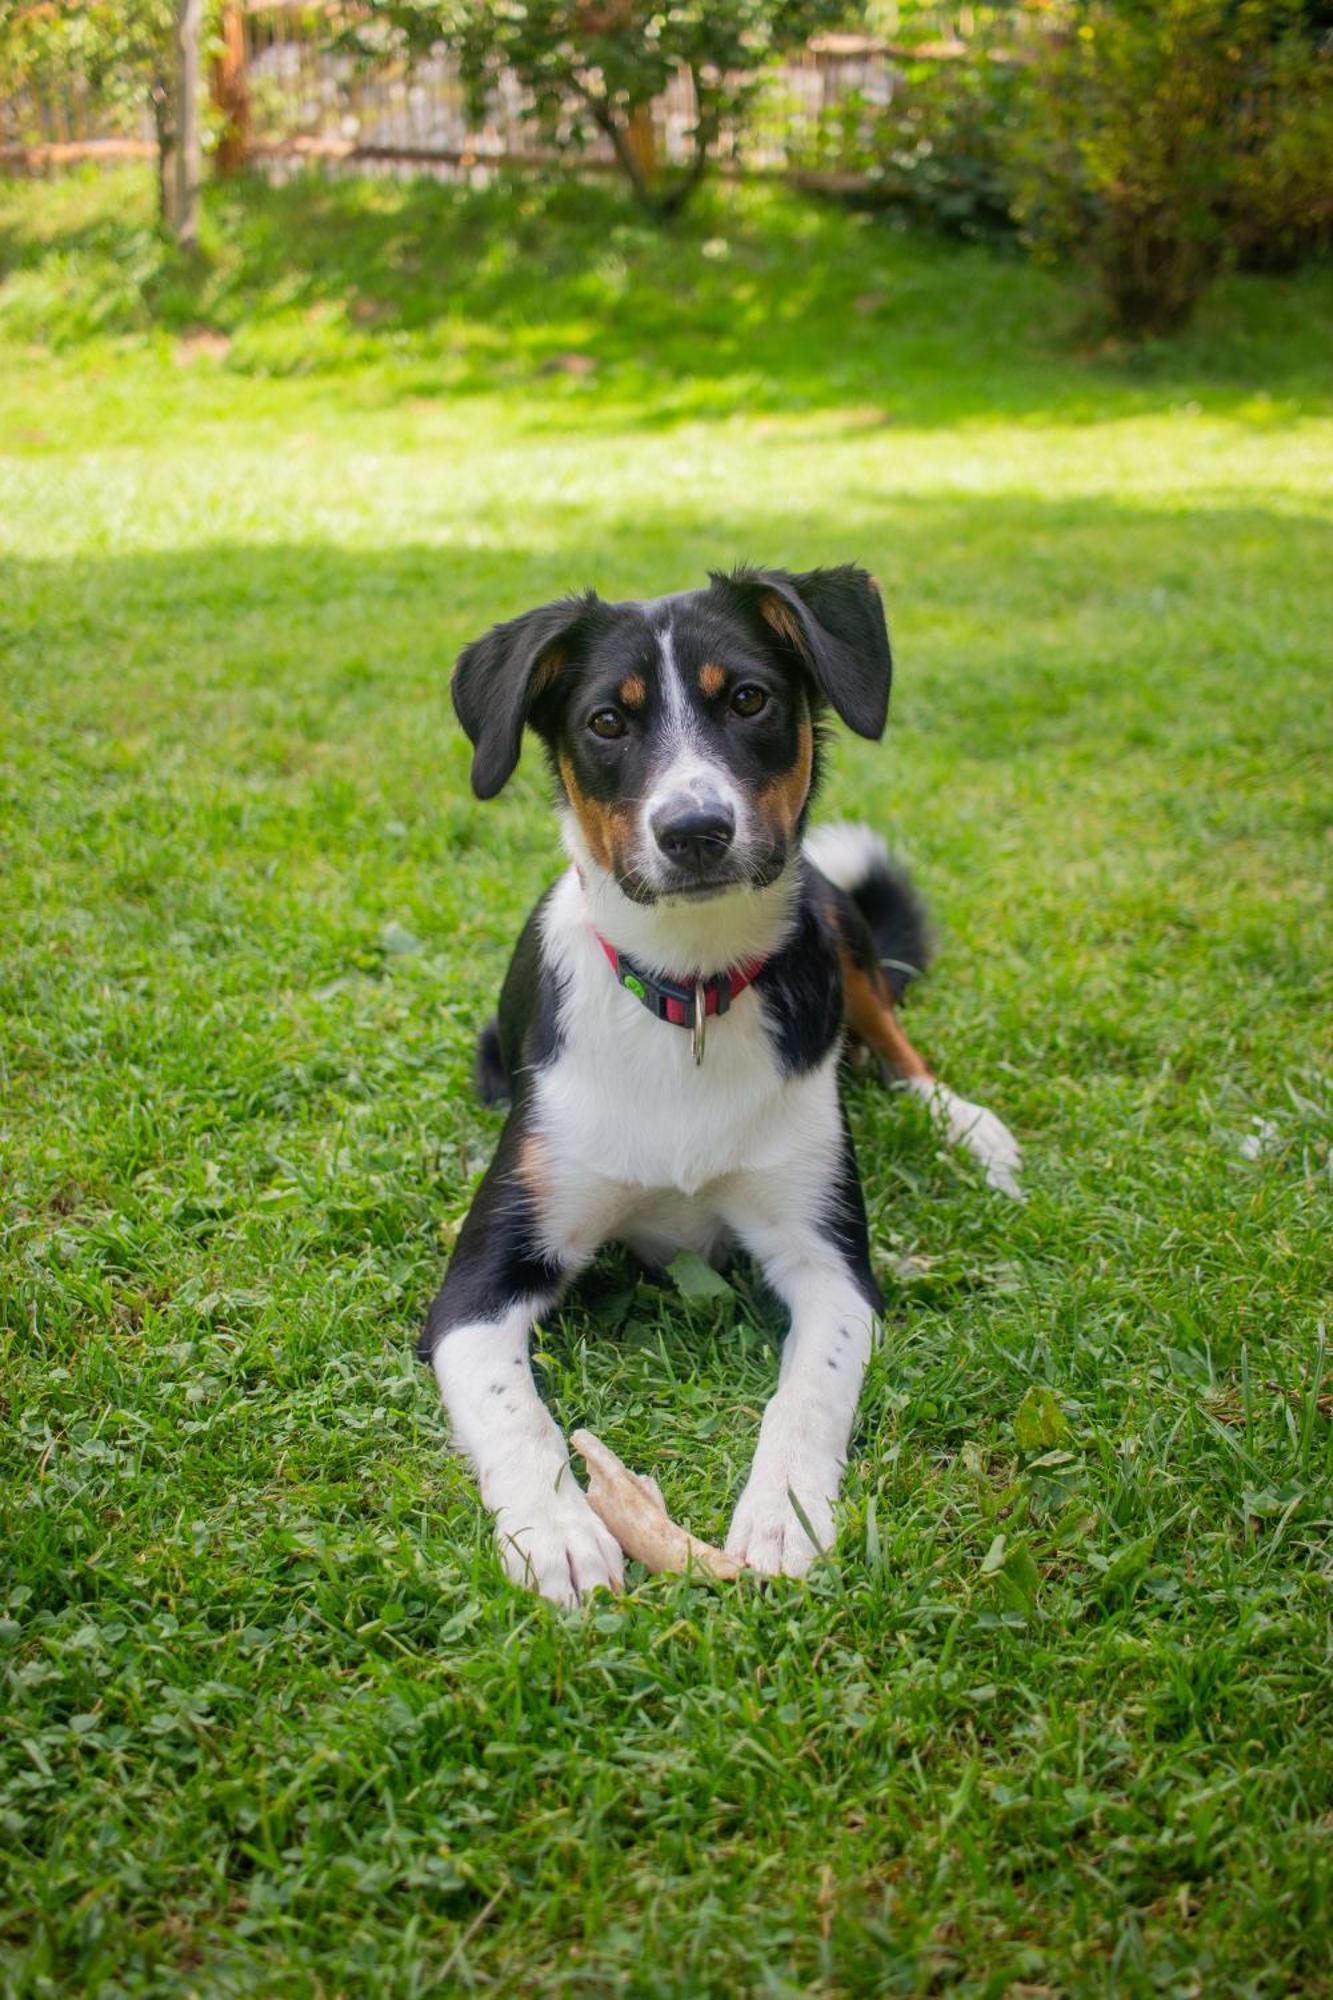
421, 566, 1021, 1605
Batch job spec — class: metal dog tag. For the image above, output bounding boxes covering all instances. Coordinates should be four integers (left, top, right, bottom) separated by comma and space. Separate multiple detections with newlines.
691, 981, 707, 1066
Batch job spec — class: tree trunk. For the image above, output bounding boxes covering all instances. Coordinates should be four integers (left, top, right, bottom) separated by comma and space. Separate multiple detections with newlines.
151, 71, 175, 228
211, 2, 250, 179
655, 69, 718, 221
625, 101, 656, 193
597, 103, 658, 213
173, 0, 203, 247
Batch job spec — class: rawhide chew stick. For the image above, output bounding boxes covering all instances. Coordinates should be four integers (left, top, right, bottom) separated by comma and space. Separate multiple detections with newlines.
570, 1429, 746, 1581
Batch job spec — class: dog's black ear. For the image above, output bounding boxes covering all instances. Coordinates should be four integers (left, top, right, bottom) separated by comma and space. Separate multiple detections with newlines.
710, 564, 892, 739
452, 592, 601, 799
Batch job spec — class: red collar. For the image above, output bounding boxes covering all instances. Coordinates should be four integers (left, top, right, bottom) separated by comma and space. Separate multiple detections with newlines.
592, 929, 767, 1062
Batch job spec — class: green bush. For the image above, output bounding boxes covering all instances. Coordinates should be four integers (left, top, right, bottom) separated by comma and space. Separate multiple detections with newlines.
1010, 0, 1333, 335
867, 47, 1026, 241
786, 45, 1025, 242
1228, 29, 1333, 270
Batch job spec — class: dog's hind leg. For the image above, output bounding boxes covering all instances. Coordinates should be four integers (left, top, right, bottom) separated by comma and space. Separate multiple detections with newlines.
840, 950, 1023, 1199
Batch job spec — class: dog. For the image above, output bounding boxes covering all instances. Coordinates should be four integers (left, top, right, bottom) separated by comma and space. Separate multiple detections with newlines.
420, 565, 1021, 1606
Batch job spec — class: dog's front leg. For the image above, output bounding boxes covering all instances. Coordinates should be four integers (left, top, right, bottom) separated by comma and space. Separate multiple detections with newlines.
421, 1124, 624, 1607
723, 1262, 878, 1577
720, 1135, 881, 1578
431, 1304, 623, 1607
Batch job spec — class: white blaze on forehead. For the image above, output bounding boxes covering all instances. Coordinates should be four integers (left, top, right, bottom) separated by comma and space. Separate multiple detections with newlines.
655, 619, 692, 739
643, 616, 748, 847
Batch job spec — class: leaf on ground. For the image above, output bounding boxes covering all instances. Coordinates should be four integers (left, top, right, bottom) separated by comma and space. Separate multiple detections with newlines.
1014, 1384, 1069, 1453
981, 1533, 1040, 1609
666, 1251, 734, 1302
997, 1539, 1041, 1611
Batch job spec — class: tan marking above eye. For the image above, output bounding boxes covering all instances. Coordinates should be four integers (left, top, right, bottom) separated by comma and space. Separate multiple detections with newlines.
618, 674, 647, 709
698, 662, 726, 698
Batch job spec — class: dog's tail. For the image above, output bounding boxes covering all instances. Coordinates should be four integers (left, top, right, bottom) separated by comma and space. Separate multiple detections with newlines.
805, 822, 933, 1003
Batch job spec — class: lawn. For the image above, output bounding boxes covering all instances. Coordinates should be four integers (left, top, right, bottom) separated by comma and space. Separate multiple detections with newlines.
1, 166, 1331, 1996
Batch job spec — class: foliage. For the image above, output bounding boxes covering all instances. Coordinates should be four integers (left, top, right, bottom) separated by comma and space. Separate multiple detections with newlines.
2, 167, 1332, 1992
0, 0, 209, 225
346, 0, 851, 216
1010, 0, 1333, 335
1227, 24, 1333, 270
0, 4, 180, 130
867, 45, 1025, 240
787, 41, 1026, 241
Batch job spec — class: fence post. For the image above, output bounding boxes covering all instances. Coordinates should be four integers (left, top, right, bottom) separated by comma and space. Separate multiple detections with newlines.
212, 2, 250, 176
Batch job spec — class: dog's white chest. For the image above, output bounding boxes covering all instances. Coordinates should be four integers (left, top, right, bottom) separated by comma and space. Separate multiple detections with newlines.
533, 871, 836, 1198
540, 1001, 781, 1194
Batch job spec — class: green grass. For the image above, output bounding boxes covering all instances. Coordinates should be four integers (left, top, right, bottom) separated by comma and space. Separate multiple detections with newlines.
1, 165, 1330, 1996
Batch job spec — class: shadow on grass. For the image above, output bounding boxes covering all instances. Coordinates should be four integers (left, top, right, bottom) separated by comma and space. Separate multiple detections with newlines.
4, 492, 1327, 851
3, 166, 1332, 429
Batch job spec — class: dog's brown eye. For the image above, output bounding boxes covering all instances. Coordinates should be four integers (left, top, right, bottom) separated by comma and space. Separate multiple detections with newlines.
731, 685, 768, 718
588, 708, 626, 740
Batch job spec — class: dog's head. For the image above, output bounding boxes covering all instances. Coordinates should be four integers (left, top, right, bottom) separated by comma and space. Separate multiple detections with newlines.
452, 565, 892, 903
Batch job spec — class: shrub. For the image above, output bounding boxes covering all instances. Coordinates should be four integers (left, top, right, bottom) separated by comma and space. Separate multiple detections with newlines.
1010, 0, 1333, 335
866, 46, 1026, 241
1228, 28, 1333, 270
784, 42, 1025, 242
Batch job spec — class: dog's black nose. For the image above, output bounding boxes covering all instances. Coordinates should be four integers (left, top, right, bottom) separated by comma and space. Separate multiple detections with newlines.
652, 801, 735, 866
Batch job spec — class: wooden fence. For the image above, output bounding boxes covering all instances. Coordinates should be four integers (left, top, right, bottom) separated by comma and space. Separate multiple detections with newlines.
232, 11, 913, 179
0, 3, 969, 186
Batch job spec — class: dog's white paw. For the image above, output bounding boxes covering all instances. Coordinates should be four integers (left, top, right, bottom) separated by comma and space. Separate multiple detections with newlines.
495, 1486, 624, 1608
910, 1080, 1024, 1199
954, 1100, 1024, 1199
725, 1455, 838, 1579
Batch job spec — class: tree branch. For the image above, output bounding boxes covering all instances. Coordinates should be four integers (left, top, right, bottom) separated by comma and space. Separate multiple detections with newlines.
573, 69, 657, 213
657, 61, 719, 218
